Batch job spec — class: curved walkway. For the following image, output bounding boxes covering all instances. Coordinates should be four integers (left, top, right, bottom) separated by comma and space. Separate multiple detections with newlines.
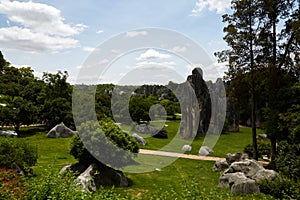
139, 149, 269, 166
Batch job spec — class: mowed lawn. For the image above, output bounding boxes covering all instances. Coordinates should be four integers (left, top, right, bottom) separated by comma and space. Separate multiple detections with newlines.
122, 121, 263, 158
12, 124, 273, 199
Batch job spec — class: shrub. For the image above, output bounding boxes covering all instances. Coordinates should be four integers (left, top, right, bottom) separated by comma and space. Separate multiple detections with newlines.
0, 137, 37, 172
70, 120, 139, 168
275, 140, 300, 181
244, 140, 271, 158
0, 168, 27, 199
258, 176, 300, 199
24, 167, 134, 200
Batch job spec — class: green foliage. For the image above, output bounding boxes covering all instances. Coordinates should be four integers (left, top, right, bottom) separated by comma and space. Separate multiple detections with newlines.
244, 141, 271, 158
0, 168, 27, 200
0, 137, 37, 171
70, 120, 139, 167
24, 168, 134, 200
38, 71, 73, 129
275, 141, 300, 181
258, 177, 300, 200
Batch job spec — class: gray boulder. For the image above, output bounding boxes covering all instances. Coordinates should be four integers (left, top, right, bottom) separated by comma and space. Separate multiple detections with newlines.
257, 134, 269, 141
135, 124, 168, 139
224, 159, 264, 178
252, 169, 278, 182
132, 133, 146, 146
64, 162, 128, 192
75, 164, 97, 192
182, 145, 192, 152
0, 130, 18, 137
226, 153, 248, 166
47, 122, 75, 138
212, 160, 229, 172
199, 146, 213, 156
231, 178, 260, 194
219, 172, 260, 194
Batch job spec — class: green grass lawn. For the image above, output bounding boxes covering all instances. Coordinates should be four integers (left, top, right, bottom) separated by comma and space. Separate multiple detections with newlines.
10, 125, 273, 199
122, 121, 263, 158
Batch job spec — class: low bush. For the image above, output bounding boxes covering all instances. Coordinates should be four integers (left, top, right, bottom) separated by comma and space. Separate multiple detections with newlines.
244, 140, 271, 158
70, 120, 139, 168
258, 176, 300, 199
0, 137, 37, 172
24, 168, 134, 200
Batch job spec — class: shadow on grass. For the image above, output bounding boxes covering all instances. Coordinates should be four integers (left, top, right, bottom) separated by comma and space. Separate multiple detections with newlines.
18, 126, 48, 138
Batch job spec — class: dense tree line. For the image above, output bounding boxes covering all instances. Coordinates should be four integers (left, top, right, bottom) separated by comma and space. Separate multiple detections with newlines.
0, 52, 180, 134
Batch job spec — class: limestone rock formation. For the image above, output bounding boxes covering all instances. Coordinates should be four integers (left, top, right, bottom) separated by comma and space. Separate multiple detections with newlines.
134, 124, 167, 139
61, 162, 129, 192
47, 122, 75, 138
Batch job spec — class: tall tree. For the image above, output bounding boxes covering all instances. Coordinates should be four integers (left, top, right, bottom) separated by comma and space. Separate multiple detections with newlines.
258, 0, 299, 160
38, 71, 73, 129
215, 0, 262, 160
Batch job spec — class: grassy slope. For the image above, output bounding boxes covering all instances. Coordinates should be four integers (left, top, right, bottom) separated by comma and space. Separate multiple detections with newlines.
14, 125, 273, 199
122, 121, 264, 158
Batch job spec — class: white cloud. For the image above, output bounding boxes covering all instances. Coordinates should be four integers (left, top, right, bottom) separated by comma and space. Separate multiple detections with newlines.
137, 49, 171, 60
96, 30, 103, 34
0, 26, 79, 52
172, 46, 187, 53
0, 0, 86, 52
126, 31, 148, 38
191, 0, 231, 15
132, 61, 176, 70
83, 46, 101, 52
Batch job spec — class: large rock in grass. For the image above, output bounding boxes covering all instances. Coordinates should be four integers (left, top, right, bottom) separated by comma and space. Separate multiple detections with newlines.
62, 162, 128, 192
224, 159, 264, 178
0, 130, 18, 137
47, 122, 75, 138
218, 158, 278, 194
231, 178, 260, 194
135, 124, 168, 139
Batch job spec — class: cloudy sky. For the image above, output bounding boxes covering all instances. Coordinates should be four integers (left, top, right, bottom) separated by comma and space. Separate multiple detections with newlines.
0, 0, 231, 85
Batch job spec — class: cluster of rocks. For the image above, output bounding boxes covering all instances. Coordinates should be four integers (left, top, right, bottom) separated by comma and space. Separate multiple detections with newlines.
0, 130, 18, 137
213, 153, 278, 194
60, 162, 128, 192
134, 124, 168, 139
47, 122, 76, 138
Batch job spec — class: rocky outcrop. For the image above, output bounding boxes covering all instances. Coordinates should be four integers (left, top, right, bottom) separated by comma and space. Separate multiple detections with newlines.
226, 153, 249, 166
134, 124, 168, 139
212, 160, 229, 172
61, 162, 129, 192
47, 122, 75, 138
216, 155, 278, 195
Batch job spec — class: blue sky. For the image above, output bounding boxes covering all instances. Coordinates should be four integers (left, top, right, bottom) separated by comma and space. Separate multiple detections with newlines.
0, 0, 231, 84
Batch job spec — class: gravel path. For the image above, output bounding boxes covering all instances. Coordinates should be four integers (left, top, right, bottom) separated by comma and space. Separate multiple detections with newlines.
139, 149, 269, 166
139, 149, 225, 161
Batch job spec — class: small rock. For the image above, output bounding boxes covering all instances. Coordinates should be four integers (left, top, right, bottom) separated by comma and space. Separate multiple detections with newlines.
252, 169, 278, 182
199, 146, 213, 156
132, 133, 147, 146
182, 145, 192, 152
